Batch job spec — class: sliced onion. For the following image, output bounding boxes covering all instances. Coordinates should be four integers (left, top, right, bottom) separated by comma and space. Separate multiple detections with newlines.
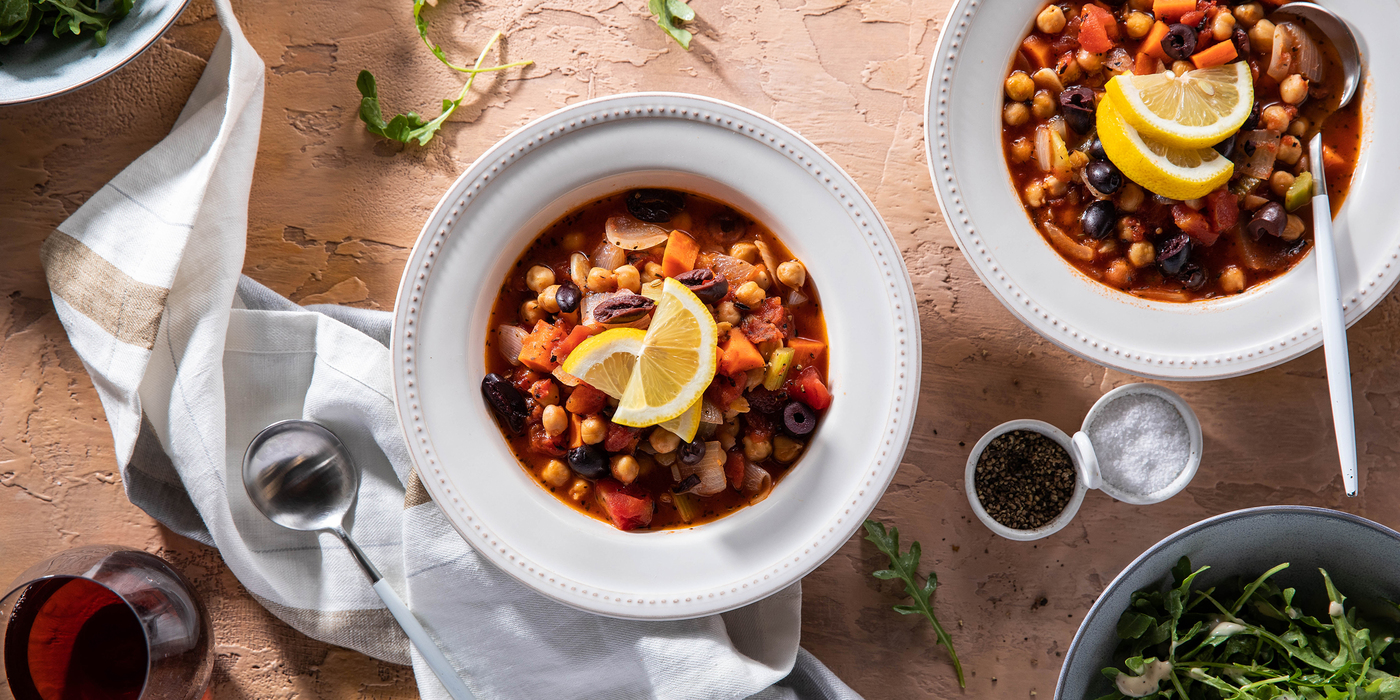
1035, 124, 1070, 178
786, 288, 809, 306
709, 254, 757, 286
605, 216, 671, 251
754, 239, 785, 290
1268, 22, 1322, 83
678, 441, 727, 496
495, 325, 527, 366
552, 366, 581, 386
1105, 48, 1133, 75
593, 241, 630, 270
1237, 130, 1281, 179
741, 463, 773, 502
1042, 222, 1095, 262
700, 400, 724, 424
1047, 115, 1067, 142
724, 396, 751, 418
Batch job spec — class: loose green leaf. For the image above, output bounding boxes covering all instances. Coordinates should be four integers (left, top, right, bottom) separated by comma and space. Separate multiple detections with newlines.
648, 0, 694, 49
0, 0, 127, 46
862, 519, 964, 688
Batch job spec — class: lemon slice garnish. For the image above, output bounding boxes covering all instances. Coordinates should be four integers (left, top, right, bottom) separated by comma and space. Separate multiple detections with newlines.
561, 328, 645, 399
1097, 100, 1234, 201
611, 278, 718, 428
657, 398, 703, 443
1105, 62, 1253, 149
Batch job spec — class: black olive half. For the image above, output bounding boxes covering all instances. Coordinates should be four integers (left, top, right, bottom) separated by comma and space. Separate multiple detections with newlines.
674, 268, 728, 305
1088, 136, 1108, 162
626, 189, 685, 223
1081, 200, 1119, 240
783, 401, 817, 436
1158, 234, 1192, 276
1247, 202, 1287, 240
1059, 86, 1097, 135
1181, 265, 1207, 291
555, 281, 582, 314
1212, 135, 1237, 160
481, 373, 528, 436
567, 445, 609, 480
678, 439, 706, 466
1085, 161, 1123, 195
1162, 24, 1198, 62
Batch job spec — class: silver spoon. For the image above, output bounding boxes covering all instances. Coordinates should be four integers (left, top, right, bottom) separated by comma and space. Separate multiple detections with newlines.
242, 419, 477, 700
1270, 3, 1363, 496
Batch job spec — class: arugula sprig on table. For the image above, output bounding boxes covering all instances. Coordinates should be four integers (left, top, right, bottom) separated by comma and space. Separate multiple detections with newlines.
647, 0, 695, 49
1101, 557, 1400, 700
0, 0, 131, 47
356, 0, 531, 146
863, 519, 965, 688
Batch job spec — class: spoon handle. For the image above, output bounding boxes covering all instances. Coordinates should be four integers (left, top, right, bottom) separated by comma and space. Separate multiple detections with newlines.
1310, 134, 1358, 497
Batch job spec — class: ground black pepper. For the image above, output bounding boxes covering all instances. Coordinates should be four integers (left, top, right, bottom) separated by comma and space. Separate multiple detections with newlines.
974, 429, 1075, 530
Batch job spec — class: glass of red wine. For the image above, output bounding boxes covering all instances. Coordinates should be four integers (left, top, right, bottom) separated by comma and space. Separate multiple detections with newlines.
1, 545, 213, 700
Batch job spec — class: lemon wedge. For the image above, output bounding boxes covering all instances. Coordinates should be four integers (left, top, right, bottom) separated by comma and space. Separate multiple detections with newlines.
1097, 100, 1234, 201
561, 328, 645, 399
611, 278, 718, 428
657, 399, 703, 443
1105, 62, 1253, 149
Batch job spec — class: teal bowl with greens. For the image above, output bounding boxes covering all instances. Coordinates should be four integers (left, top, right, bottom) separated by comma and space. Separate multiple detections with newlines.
1056, 506, 1400, 699
0, 0, 188, 104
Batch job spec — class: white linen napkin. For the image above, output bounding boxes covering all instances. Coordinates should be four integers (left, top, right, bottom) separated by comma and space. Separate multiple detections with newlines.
39, 1, 861, 698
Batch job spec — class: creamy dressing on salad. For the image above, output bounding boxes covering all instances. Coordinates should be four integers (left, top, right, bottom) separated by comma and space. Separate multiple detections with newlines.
1209, 621, 1248, 638
1330, 601, 1345, 617
1116, 660, 1173, 697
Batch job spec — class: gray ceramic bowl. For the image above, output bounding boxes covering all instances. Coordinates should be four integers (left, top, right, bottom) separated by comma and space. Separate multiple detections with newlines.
1056, 506, 1400, 699
0, 0, 189, 104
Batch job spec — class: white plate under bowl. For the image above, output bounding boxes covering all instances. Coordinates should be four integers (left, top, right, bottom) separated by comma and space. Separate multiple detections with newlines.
927, 0, 1392, 380
391, 93, 919, 619
0, 0, 190, 104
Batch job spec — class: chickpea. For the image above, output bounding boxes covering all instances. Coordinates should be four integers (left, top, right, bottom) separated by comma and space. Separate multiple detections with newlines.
649, 428, 680, 454
641, 261, 665, 284
1248, 19, 1275, 54
540, 459, 571, 488
1118, 183, 1145, 213
1125, 11, 1153, 38
716, 321, 732, 339
776, 261, 806, 288
1287, 118, 1309, 138
716, 301, 741, 325
1031, 67, 1064, 94
1025, 181, 1047, 208
520, 300, 546, 325
569, 252, 591, 289
1044, 175, 1068, 197
1171, 60, 1193, 77
730, 242, 759, 263
1233, 2, 1263, 28
538, 284, 562, 314
753, 268, 773, 290
610, 455, 640, 485
1005, 71, 1035, 101
542, 405, 567, 437
1036, 4, 1066, 33
530, 380, 559, 406
1004, 102, 1030, 126
1076, 49, 1104, 73
743, 435, 773, 462
1280, 75, 1309, 105
568, 478, 591, 502
580, 415, 607, 445
735, 281, 765, 307
1270, 170, 1296, 197
1104, 259, 1134, 288
1127, 241, 1156, 268
614, 264, 641, 293
1010, 137, 1034, 163
1183, 197, 1204, 211
1219, 265, 1246, 294
1211, 11, 1236, 41
586, 266, 617, 293
772, 435, 804, 463
1261, 104, 1292, 133
1031, 89, 1057, 119
1281, 214, 1306, 241
525, 264, 555, 293
1277, 135, 1302, 165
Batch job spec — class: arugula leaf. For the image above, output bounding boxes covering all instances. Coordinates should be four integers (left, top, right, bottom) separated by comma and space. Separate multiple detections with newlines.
648, 0, 694, 49
0, 0, 127, 46
862, 519, 965, 688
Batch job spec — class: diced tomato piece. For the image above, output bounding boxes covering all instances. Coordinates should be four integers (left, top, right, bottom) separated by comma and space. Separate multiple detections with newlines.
740, 316, 784, 345
745, 411, 774, 443
565, 383, 608, 415
1180, 10, 1204, 27
724, 450, 746, 491
786, 366, 832, 411
528, 423, 567, 457
594, 479, 654, 531
554, 324, 596, 363
1077, 5, 1115, 54
528, 379, 557, 404
509, 367, 545, 393
604, 423, 642, 454
1021, 35, 1054, 70
517, 320, 568, 372
1172, 204, 1218, 246
1322, 145, 1346, 173
1206, 188, 1239, 233
705, 371, 746, 410
752, 297, 793, 339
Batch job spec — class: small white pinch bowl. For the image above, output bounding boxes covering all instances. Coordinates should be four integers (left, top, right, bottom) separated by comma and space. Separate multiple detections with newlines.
928, 0, 1394, 380
967, 384, 1203, 540
391, 93, 918, 620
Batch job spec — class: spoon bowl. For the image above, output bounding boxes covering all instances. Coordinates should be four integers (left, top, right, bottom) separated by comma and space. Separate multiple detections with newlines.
242, 420, 358, 533
1271, 2, 1362, 108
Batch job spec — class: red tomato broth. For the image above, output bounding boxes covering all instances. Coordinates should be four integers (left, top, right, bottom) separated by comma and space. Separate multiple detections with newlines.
484, 190, 829, 530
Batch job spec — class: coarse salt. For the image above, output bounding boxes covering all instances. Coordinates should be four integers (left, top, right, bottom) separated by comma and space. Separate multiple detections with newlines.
1087, 393, 1190, 496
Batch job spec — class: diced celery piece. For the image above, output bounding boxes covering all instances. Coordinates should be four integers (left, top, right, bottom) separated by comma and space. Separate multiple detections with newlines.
763, 347, 796, 391
1285, 172, 1313, 212
673, 492, 699, 523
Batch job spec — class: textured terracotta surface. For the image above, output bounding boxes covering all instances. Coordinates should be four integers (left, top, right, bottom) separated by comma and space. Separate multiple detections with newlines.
1, 0, 1396, 697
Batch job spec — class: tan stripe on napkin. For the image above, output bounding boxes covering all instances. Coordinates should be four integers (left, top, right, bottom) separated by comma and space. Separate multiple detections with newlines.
251, 593, 412, 666
404, 468, 433, 509
42, 232, 169, 350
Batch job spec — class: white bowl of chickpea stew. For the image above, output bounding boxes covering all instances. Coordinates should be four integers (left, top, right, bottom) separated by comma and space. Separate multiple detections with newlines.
391, 93, 919, 619
928, 0, 1400, 380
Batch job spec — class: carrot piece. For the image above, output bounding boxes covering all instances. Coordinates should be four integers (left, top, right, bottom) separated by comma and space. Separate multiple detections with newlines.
1133, 52, 1159, 75
518, 320, 567, 372
719, 332, 766, 375
554, 324, 596, 363
1190, 40, 1237, 69
568, 412, 584, 449
1322, 145, 1345, 172
787, 337, 826, 370
1078, 9, 1114, 54
1152, 0, 1196, 22
1021, 35, 1054, 70
1140, 21, 1172, 60
661, 230, 699, 278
